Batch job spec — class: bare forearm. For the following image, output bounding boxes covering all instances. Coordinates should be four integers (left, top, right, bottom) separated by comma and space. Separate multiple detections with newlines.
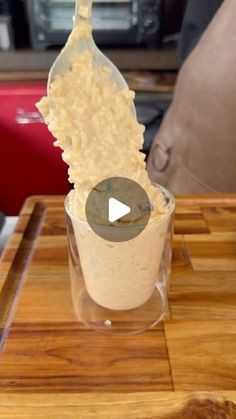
147, 0, 236, 192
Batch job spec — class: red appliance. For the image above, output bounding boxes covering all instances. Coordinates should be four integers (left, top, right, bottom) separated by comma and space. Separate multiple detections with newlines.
0, 82, 70, 215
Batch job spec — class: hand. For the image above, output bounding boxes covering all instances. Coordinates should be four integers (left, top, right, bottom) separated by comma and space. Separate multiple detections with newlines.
147, 0, 236, 193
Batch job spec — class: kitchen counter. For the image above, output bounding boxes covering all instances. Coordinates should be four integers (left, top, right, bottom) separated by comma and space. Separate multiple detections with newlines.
0, 194, 235, 416
0, 49, 179, 75
0, 48, 179, 88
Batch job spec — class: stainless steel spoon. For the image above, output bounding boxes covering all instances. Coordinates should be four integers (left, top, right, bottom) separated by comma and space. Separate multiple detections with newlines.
47, 0, 135, 114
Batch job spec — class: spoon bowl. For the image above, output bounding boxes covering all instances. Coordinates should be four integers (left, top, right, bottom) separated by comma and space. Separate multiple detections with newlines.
47, 0, 135, 115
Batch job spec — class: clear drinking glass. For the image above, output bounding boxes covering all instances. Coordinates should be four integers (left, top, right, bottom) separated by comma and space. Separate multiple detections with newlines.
65, 185, 175, 335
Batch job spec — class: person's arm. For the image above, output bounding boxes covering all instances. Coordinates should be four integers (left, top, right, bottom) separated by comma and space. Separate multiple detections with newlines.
147, 0, 236, 193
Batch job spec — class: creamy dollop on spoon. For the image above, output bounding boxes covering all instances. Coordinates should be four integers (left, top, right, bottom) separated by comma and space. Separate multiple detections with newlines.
37, 0, 165, 220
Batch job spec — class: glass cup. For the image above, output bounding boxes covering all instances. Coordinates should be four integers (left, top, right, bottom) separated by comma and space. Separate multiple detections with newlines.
65, 185, 175, 335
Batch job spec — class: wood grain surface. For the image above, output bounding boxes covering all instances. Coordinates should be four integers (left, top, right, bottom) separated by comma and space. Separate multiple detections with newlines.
0, 195, 236, 416
0, 391, 235, 418
0, 203, 46, 352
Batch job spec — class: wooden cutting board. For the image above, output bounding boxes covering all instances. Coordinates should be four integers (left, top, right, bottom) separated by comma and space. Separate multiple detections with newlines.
0, 195, 236, 418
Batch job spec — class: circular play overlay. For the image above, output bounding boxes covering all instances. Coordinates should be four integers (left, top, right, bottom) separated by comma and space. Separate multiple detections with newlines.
85, 177, 151, 242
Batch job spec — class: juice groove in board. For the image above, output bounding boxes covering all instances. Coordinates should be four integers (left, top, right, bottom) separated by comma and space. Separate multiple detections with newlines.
0, 202, 46, 352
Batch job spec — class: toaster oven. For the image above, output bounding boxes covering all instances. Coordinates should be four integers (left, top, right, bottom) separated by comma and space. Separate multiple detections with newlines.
27, 0, 162, 50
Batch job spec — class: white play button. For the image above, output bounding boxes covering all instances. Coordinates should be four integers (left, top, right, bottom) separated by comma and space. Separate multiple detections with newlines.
108, 197, 131, 223
86, 177, 151, 242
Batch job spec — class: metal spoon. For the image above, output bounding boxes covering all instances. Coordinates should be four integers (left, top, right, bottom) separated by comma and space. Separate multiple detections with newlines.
47, 0, 135, 113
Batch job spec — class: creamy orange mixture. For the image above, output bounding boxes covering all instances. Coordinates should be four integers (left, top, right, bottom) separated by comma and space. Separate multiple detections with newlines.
37, 21, 165, 221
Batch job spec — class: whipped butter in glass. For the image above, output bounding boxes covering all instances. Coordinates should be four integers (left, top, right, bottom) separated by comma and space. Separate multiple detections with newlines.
37, 16, 174, 311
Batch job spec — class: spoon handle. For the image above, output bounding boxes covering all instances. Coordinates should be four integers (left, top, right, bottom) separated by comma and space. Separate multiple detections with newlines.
75, 0, 93, 20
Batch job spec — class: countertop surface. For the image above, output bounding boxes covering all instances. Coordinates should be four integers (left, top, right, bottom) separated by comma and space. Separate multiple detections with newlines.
0, 49, 179, 88
0, 194, 236, 417
0, 49, 179, 73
